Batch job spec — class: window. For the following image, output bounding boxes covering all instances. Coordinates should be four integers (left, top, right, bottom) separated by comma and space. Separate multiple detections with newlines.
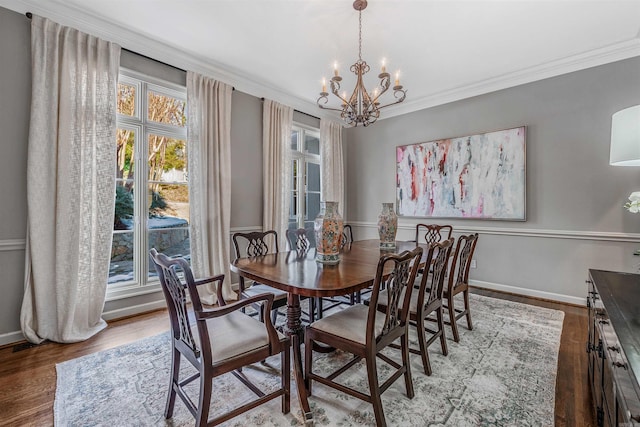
109, 69, 189, 296
289, 124, 321, 245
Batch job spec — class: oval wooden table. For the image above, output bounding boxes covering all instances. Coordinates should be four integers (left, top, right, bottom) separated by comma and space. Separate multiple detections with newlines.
230, 239, 428, 424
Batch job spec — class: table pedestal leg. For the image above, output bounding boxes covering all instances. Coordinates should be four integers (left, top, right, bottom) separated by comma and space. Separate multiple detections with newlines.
284, 294, 313, 424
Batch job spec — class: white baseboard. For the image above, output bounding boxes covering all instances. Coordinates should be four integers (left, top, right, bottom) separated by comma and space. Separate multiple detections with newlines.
0, 330, 25, 346
470, 279, 586, 306
102, 299, 167, 321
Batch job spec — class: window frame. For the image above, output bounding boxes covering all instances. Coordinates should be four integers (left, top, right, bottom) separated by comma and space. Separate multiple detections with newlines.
289, 123, 321, 232
107, 68, 188, 301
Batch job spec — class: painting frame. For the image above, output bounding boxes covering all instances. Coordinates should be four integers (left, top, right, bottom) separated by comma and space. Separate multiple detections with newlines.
396, 126, 526, 221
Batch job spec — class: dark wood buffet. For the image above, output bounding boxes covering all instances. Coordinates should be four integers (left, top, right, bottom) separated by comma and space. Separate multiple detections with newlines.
587, 269, 640, 426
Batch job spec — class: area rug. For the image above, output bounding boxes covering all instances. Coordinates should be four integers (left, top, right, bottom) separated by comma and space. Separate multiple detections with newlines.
54, 294, 564, 426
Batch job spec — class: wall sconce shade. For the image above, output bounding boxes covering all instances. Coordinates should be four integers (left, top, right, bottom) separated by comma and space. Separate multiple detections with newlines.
610, 105, 640, 166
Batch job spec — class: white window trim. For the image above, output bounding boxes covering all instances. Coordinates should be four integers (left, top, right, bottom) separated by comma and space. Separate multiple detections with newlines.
290, 123, 321, 229
107, 68, 187, 301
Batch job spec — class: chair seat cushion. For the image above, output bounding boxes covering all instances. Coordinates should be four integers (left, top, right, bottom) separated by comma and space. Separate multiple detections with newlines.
243, 283, 288, 300
308, 304, 386, 345
378, 288, 427, 314
192, 311, 285, 365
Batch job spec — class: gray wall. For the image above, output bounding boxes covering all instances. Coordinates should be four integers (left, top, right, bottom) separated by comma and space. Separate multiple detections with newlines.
0, 7, 30, 343
345, 56, 640, 302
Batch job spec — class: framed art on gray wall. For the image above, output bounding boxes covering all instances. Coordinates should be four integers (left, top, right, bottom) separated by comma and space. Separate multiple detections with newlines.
396, 126, 526, 220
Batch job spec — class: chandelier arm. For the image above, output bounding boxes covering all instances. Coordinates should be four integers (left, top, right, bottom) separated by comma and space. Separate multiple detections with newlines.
370, 72, 391, 105
374, 89, 407, 110
317, 102, 349, 113
329, 78, 351, 106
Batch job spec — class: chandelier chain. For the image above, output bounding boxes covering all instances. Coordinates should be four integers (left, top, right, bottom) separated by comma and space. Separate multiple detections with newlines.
358, 10, 362, 61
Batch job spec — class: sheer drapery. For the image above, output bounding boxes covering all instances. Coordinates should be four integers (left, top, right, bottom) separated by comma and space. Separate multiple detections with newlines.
320, 119, 345, 215
263, 100, 293, 250
186, 71, 235, 305
20, 16, 121, 343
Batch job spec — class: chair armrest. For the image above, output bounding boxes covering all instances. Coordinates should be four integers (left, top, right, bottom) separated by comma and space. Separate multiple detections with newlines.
195, 292, 274, 320
193, 274, 226, 306
196, 292, 283, 348
193, 274, 225, 287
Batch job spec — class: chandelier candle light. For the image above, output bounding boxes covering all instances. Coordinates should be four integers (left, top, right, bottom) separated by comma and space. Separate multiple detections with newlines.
317, 0, 407, 127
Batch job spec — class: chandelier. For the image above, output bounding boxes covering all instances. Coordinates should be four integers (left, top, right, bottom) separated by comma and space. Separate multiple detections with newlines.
317, 0, 406, 127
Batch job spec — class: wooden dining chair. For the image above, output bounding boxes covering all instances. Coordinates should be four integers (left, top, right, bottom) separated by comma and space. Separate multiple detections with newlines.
339, 223, 368, 304
232, 230, 288, 325
443, 233, 479, 342
286, 227, 313, 252
411, 224, 453, 274
304, 247, 423, 427
414, 223, 453, 244
341, 223, 353, 248
149, 249, 290, 426
376, 238, 454, 376
286, 227, 341, 321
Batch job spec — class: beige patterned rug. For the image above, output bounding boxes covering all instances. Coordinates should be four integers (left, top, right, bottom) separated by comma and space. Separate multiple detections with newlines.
54, 294, 563, 426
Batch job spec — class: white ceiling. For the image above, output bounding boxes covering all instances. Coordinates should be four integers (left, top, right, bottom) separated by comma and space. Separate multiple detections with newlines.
3, 0, 640, 121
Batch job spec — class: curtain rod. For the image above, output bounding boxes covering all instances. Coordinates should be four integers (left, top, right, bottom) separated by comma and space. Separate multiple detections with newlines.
260, 97, 320, 121
25, 11, 235, 90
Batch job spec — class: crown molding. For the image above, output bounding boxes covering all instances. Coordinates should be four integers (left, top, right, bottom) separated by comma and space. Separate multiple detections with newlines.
381, 37, 640, 120
2, 0, 638, 123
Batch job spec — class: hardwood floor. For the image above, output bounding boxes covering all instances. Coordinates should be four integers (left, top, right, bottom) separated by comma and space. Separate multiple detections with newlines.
0, 289, 595, 426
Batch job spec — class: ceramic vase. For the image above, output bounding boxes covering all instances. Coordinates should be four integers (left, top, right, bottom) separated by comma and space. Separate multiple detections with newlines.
314, 201, 344, 264
378, 202, 398, 249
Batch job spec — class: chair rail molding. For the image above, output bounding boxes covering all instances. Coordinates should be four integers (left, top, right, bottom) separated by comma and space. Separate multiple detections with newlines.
0, 239, 26, 252
350, 221, 640, 243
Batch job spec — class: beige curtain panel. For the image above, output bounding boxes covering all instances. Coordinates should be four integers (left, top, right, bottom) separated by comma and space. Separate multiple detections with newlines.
21, 16, 121, 343
262, 99, 293, 250
320, 119, 345, 216
186, 71, 235, 304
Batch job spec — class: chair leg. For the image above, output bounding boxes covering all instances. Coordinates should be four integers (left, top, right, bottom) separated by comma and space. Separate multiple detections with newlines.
416, 315, 432, 376
365, 352, 387, 427
304, 335, 313, 396
196, 369, 212, 427
165, 347, 180, 418
401, 332, 415, 398
282, 345, 290, 414
437, 307, 448, 356
309, 298, 316, 323
464, 290, 473, 330
448, 295, 460, 343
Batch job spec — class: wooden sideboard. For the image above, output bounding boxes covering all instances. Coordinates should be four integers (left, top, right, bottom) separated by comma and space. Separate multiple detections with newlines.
587, 269, 640, 426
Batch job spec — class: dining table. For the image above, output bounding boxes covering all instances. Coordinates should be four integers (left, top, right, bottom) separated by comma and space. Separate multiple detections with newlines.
230, 238, 430, 424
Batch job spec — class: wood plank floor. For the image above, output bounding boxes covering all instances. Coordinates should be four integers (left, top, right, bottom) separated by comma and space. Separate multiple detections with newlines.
0, 288, 595, 426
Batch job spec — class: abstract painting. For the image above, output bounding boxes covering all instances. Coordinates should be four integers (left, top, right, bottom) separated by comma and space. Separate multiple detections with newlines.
396, 126, 526, 220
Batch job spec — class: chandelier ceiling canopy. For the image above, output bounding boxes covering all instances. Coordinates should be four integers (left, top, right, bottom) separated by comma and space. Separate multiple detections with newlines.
317, 0, 407, 127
